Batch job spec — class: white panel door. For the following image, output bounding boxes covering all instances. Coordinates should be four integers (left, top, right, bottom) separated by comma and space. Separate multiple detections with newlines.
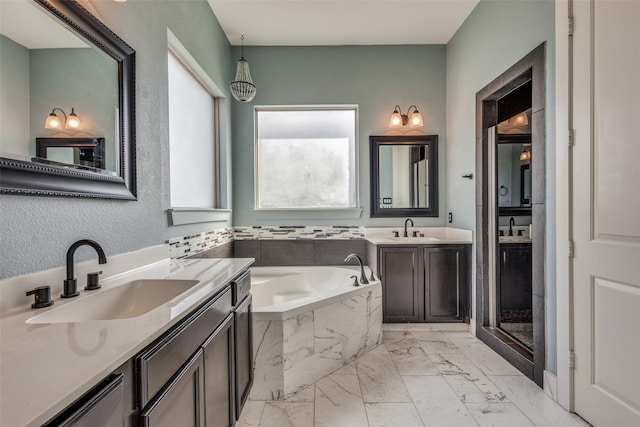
572, 1, 640, 425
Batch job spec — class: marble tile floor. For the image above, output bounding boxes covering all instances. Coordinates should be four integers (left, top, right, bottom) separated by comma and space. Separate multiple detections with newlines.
237, 330, 591, 427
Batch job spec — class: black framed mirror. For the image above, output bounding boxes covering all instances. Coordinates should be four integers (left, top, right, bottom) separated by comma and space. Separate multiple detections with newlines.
370, 135, 439, 218
0, 0, 136, 199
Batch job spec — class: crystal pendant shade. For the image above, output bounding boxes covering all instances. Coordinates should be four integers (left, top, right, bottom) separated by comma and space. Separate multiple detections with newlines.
230, 59, 256, 102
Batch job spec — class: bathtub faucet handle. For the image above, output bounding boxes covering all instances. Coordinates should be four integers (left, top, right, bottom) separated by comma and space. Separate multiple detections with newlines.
369, 268, 375, 281
350, 275, 360, 287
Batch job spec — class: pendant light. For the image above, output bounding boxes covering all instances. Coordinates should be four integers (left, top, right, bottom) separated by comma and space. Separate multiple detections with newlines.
230, 35, 256, 103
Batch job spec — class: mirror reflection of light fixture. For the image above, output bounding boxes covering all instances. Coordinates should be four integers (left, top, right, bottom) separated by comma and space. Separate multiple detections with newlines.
230, 35, 256, 103
389, 105, 424, 128
520, 143, 531, 161
509, 111, 529, 127
44, 107, 82, 130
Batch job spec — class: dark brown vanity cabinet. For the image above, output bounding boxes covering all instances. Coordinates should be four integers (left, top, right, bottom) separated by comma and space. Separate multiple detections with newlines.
203, 314, 235, 427
378, 245, 470, 323
379, 247, 421, 322
137, 287, 233, 427
44, 270, 254, 427
231, 270, 253, 421
498, 243, 532, 314
423, 246, 469, 322
140, 351, 206, 427
43, 373, 127, 427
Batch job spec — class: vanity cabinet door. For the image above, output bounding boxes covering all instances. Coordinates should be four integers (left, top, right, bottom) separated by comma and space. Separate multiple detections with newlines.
423, 245, 470, 322
234, 294, 253, 419
498, 243, 532, 313
379, 247, 421, 322
44, 373, 125, 427
140, 350, 205, 427
202, 313, 235, 427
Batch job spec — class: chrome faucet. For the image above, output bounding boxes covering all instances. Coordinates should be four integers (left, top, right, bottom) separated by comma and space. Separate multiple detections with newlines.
344, 253, 369, 284
62, 239, 107, 298
509, 217, 515, 236
403, 218, 414, 237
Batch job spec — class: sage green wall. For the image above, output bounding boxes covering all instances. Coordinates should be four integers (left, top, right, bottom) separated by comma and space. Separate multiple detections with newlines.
230, 45, 447, 227
0, 0, 232, 279
445, 0, 556, 372
29, 48, 118, 170
0, 35, 30, 156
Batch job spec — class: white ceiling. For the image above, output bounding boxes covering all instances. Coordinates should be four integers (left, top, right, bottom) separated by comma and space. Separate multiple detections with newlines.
0, 0, 88, 49
207, 0, 480, 46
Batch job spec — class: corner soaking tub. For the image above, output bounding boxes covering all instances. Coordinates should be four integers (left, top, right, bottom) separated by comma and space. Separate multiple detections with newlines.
249, 266, 382, 400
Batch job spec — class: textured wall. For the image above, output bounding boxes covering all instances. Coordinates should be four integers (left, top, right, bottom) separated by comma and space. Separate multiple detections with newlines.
445, 0, 556, 372
230, 45, 448, 228
0, 0, 232, 279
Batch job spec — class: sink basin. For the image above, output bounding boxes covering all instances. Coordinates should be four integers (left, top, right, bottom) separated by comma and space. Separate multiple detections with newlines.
26, 279, 199, 324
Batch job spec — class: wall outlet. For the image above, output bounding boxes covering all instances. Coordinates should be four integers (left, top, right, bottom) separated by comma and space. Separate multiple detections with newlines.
448, 212, 453, 223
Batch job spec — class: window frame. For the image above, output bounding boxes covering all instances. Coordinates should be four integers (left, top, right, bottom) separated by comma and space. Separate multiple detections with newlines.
165, 30, 230, 226
253, 105, 359, 211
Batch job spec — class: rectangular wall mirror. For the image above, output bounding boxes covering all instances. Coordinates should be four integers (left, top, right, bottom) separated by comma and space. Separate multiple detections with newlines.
370, 135, 438, 218
0, 0, 136, 199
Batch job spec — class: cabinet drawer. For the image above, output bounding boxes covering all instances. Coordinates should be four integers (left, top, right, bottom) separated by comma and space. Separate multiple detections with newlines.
137, 286, 232, 407
231, 270, 251, 305
43, 373, 124, 427
139, 350, 205, 427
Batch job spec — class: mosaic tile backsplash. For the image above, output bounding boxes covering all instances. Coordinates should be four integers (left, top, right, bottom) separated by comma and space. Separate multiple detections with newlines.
234, 225, 364, 240
167, 226, 365, 259
167, 227, 234, 259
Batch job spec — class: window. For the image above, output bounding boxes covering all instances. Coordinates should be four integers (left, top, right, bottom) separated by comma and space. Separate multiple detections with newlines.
167, 50, 219, 208
255, 107, 358, 209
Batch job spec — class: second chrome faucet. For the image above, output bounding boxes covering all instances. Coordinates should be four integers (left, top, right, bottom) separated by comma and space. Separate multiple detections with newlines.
62, 239, 107, 298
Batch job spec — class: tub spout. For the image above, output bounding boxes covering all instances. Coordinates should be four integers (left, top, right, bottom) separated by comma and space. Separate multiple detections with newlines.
344, 253, 369, 284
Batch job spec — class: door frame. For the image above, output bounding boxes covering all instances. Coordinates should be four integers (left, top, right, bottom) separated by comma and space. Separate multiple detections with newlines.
555, 0, 574, 411
475, 43, 546, 386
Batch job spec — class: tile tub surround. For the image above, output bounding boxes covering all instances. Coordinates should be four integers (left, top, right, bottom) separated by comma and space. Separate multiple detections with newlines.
251, 285, 383, 400
0, 256, 254, 427
169, 226, 365, 260
237, 331, 589, 427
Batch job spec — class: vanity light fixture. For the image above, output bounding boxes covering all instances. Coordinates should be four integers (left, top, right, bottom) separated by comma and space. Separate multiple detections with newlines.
44, 107, 82, 130
230, 35, 256, 103
389, 105, 424, 128
520, 143, 532, 161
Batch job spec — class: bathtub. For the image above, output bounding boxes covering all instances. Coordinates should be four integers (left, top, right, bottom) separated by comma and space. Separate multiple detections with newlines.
249, 266, 383, 400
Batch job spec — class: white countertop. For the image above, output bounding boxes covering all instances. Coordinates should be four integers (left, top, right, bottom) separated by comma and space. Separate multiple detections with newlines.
0, 257, 253, 427
365, 227, 473, 245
